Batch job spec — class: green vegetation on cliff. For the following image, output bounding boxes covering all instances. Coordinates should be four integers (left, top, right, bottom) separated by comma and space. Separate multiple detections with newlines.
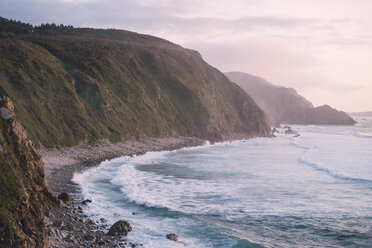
0, 17, 269, 148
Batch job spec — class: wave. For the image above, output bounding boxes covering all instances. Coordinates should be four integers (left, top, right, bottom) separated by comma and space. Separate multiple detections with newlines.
109, 164, 173, 210
298, 157, 372, 184
73, 140, 239, 212
71, 132, 372, 248
289, 141, 311, 150
232, 239, 265, 248
108, 162, 206, 213
354, 132, 372, 139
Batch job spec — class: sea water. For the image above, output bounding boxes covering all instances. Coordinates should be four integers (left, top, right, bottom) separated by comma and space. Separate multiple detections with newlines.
73, 115, 372, 248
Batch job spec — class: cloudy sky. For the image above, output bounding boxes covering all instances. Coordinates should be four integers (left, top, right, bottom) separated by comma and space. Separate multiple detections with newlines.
2, 0, 372, 111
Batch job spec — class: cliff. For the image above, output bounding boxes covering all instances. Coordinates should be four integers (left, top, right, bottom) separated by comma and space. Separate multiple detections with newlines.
0, 86, 55, 248
225, 71, 356, 126
0, 18, 270, 148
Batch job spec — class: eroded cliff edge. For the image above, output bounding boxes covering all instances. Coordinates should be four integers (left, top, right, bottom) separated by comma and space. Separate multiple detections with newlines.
0, 86, 56, 248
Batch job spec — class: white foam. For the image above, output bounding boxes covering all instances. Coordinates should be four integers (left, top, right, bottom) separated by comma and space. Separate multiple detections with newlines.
73, 121, 372, 247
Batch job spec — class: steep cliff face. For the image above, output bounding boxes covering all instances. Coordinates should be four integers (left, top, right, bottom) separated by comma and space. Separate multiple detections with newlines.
0, 86, 55, 248
0, 19, 270, 148
225, 71, 356, 126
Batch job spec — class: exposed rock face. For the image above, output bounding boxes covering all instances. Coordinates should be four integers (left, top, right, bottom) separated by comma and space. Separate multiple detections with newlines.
0, 86, 56, 248
226, 71, 356, 126
106, 220, 132, 236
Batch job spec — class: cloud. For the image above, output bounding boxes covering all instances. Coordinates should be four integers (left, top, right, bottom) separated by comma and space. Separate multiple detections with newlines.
0, 0, 313, 30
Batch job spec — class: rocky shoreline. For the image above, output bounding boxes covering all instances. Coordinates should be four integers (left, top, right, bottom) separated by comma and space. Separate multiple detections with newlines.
40, 137, 205, 248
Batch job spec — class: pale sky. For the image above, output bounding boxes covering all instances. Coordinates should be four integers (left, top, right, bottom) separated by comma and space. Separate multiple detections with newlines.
1, 0, 372, 111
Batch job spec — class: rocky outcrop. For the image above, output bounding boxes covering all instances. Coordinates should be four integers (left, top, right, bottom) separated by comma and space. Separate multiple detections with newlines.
106, 220, 132, 236
225, 71, 356, 126
0, 86, 56, 248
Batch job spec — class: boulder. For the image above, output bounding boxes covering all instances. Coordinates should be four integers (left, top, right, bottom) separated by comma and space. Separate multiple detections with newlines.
58, 192, 71, 203
166, 233, 179, 241
48, 228, 58, 237
96, 238, 106, 245
87, 219, 95, 224
0, 106, 11, 120
284, 126, 298, 135
83, 234, 97, 242
64, 234, 76, 243
107, 220, 132, 236
53, 220, 65, 228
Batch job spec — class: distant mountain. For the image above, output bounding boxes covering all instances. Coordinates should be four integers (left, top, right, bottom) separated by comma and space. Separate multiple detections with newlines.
225, 72, 356, 126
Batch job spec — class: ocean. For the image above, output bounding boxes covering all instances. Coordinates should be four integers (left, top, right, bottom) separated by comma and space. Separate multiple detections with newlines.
73, 115, 372, 248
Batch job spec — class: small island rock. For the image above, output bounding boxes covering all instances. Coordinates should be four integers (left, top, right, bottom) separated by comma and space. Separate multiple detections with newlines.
166, 233, 179, 241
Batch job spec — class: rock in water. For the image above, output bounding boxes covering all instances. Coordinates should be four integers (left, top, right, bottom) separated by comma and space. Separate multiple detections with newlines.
166, 233, 179, 241
107, 221, 132, 236
58, 192, 71, 203
284, 126, 297, 135
83, 234, 97, 242
82, 199, 92, 204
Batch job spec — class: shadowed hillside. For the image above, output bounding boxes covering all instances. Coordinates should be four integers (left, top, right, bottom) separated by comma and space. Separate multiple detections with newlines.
0, 17, 270, 148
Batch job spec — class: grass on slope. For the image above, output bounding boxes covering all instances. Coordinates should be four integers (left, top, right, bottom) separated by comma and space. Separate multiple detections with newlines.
0, 26, 268, 148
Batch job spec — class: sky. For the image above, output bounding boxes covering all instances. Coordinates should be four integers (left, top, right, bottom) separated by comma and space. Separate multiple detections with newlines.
1, 0, 372, 112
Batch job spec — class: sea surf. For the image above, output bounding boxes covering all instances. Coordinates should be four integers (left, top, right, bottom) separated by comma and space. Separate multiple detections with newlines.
73, 115, 372, 248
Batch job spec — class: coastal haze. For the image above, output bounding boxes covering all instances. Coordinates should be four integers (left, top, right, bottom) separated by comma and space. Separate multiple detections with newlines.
1, 0, 372, 112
